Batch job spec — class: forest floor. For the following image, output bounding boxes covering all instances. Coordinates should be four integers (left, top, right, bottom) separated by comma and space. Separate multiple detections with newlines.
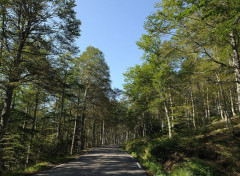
124, 117, 240, 176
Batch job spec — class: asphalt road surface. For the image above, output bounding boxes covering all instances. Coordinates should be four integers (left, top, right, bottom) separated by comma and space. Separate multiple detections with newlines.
35, 146, 147, 176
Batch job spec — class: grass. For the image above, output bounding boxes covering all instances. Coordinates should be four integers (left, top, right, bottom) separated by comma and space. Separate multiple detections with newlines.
124, 118, 240, 176
2, 150, 89, 176
24, 162, 50, 174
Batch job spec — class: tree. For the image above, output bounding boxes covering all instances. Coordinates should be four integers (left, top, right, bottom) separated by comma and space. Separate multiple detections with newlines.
70, 46, 111, 151
145, 0, 240, 112
123, 0, 239, 139
0, 0, 81, 140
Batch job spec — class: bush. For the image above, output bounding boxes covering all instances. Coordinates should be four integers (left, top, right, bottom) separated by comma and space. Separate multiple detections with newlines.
150, 137, 180, 163
144, 161, 166, 176
171, 159, 221, 176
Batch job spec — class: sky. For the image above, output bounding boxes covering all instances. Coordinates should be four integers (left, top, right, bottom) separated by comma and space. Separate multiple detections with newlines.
74, 0, 158, 90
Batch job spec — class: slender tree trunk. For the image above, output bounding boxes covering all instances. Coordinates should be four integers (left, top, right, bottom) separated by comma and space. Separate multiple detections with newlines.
101, 120, 105, 145
206, 87, 210, 120
169, 94, 174, 128
66, 109, 72, 152
164, 101, 172, 138
230, 90, 236, 117
55, 97, 61, 140
216, 74, 234, 134
80, 87, 88, 150
217, 92, 224, 119
70, 97, 80, 155
57, 89, 65, 145
92, 119, 95, 147
190, 86, 196, 129
185, 98, 190, 127
197, 83, 206, 132
26, 93, 39, 165
0, 86, 14, 140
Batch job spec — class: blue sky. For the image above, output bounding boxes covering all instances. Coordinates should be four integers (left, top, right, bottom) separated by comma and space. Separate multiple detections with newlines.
74, 0, 158, 89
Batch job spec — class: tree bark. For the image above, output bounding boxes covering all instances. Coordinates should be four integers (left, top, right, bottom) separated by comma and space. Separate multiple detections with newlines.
80, 87, 88, 150
230, 31, 240, 113
230, 90, 236, 117
206, 87, 210, 120
190, 86, 196, 129
57, 89, 65, 146
216, 74, 234, 134
0, 86, 14, 140
70, 96, 80, 155
164, 101, 172, 138
169, 94, 174, 128
26, 93, 39, 165
92, 119, 96, 147
197, 83, 206, 132
101, 120, 105, 145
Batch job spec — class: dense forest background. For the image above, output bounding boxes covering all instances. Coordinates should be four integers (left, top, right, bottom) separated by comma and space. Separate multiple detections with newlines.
0, 0, 129, 173
0, 0, 240, 175
123, 0, 240, 175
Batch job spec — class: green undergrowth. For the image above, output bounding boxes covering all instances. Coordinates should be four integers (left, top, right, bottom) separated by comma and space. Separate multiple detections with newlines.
2, 152, 86, 176
2, 162, 49, 176
124, 118, 240, 176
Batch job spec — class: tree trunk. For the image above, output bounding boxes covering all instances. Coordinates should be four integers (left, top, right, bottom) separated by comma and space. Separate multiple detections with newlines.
230, 31, 240, 113
26, 93, 39, 165
216, 74, 234, 134
217, 92, 224, 119
230, 90, 236, 117
206, 87, 210, 120
169, 94, 174, 128
0, 86, 14, 140
190, 86, 196, 129
70, 95, 80, 155
70, 96, 80, 155
80, 87, 88, 150
92, 119, 96, 147
164, 101, 172, 138
101, 120, 105, 145
66, 106, 73, 153
57, 89, 65, 145
197, 83, 206, 132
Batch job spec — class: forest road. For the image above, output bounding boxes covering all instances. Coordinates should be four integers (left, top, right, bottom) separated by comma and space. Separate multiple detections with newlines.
35, 145, 147, 176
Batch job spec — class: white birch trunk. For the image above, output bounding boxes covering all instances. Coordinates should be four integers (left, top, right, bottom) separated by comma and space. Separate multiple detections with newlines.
230, 90, 236, 117
164, 101, 172, 138
230, 31, 240, 113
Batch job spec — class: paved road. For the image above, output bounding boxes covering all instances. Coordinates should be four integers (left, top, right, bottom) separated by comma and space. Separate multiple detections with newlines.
35, 146, 147, 176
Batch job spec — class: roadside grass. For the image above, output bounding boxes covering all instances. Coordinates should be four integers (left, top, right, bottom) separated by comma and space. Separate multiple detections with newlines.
2, 149, 90, 176
2, 162, 50, 176
123, 118, 240, 176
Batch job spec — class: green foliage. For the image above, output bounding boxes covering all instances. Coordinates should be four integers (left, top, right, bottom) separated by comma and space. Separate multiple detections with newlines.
144, 161, 165, 176
131, 152, 138, 158
0, 134, 26, 170
1, 154, 80, 176
23, 162, 49, 173
150, 137, 180, 163
123, 118, 239, 176
172, 159, 219, 176
125, 138, 223, 176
